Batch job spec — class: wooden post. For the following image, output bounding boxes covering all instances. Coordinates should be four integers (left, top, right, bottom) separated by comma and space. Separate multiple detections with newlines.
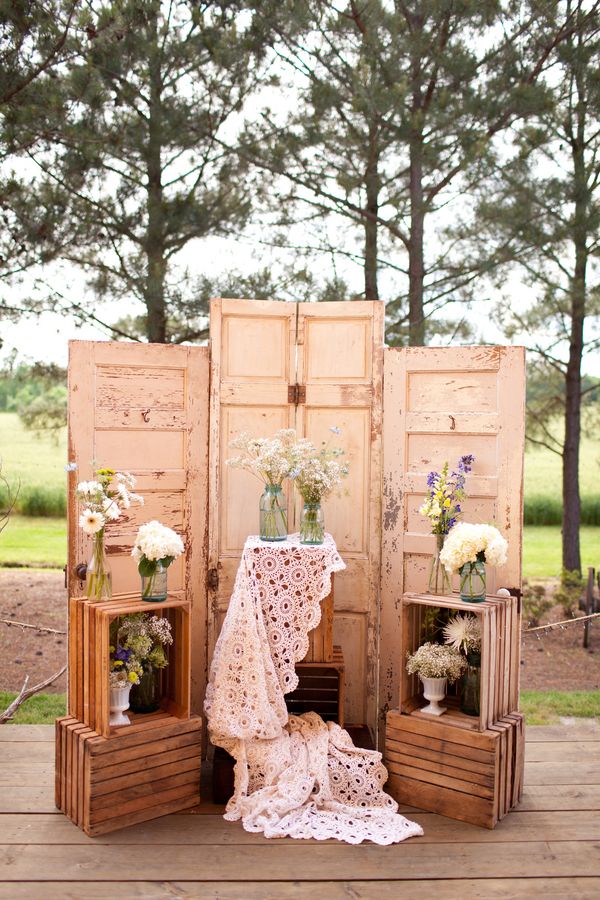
584, 567, 595, 649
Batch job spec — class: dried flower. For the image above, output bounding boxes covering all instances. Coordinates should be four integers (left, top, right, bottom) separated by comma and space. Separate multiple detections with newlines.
443, 613, 481, 655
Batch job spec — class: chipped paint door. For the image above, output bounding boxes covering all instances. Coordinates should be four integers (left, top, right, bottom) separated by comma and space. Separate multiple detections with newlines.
67, 341, 209, 713
208, 299, 383, 733
207, 299, 297, 666
380, 345, 526, 739
296, 301, 383, 731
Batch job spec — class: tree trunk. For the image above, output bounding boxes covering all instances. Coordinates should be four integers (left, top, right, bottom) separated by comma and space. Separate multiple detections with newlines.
145, 15, 167, 344
364, 117, 379, 301
562, 5, 588, 574
408, 45, 425, 346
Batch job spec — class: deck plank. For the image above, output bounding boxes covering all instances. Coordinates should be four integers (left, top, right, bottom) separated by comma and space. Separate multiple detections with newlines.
0, 880, 599, 899
1, 841, 599, 881
0, 810, 599, 844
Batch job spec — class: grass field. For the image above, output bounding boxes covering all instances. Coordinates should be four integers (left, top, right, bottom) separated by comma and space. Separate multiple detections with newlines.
524, 430, 599, 497
0, 515, 66, 567
523, 525, 599, 580
0, 692, 66, 724
0, 412, 67, 492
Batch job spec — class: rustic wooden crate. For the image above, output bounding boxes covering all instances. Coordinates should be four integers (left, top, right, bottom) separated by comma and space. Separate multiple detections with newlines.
302, 577, 334, 663
286, 645, 345, 726
56, 714, 202, 836
69, 594, 191, 738
400, 592, 519, 732
385, 708, 525, 829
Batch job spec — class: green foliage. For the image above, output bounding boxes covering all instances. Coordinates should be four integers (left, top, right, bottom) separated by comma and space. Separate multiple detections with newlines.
520, 691, 600, 726
5, 0, 282, 343
554, 569, 584, 619
524, 495, 600, 526
522, 582, 552, 628
0, 691, 66, 724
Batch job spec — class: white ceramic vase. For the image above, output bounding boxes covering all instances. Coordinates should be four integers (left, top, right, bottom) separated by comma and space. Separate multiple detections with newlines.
109, 683, 132, 727
420, 675, 447, 716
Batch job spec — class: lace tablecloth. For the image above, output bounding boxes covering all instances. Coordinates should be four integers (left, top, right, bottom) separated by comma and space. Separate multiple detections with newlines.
204, 533, 423, 845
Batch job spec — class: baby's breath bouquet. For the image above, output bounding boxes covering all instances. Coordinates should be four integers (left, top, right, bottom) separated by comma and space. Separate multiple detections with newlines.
226, 429, 305, 541
74, 467, 144, 602
406, 642, 466, 682
293, 428, 349, 545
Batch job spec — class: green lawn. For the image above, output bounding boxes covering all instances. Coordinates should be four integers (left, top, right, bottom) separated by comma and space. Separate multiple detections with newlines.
520, 690, 600, 725
0, 692, 66, 724
0, 515, 66, 568
523, 525, 598, 580
0, 412, 67, 491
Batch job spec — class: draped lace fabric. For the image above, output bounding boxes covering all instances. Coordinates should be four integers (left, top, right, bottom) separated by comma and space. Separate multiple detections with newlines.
205, 534, 423, 845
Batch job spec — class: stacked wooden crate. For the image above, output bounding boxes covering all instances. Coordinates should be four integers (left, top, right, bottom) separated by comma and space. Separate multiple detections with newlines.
56, 594, 202, 836
385, 591, 524, 829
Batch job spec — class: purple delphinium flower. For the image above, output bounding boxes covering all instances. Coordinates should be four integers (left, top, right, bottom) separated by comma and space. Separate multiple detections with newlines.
114, 646, 131, 662
427, 471, 437, 488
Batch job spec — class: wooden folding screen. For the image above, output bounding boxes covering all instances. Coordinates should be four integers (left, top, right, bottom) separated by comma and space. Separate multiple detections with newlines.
67, 341, 209, 713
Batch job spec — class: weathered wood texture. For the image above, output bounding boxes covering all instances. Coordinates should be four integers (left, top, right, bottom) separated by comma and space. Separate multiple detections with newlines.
380, 346, 526, 741
69, 594, 191, 737
67, 341, 209, 715
400, 592, 519, 731
209, 300, 384, 732
55, 715, 202, 836
3, 725, 600, 894
385, 709, 525, 829
302, 579, 334, 663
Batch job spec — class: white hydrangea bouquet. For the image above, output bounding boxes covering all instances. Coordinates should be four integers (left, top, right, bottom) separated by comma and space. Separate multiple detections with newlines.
75, 467, 143, 601
132, 521, 185, 601
440, 522, 508, 602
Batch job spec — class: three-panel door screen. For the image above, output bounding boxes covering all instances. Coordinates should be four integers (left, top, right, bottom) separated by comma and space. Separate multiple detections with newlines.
68, 299, 525, 742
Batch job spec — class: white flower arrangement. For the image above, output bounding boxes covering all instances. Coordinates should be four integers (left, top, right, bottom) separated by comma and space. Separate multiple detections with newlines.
443, 613, 481, 655
76, 468, 143, 535
132, 521, 185, 577
293, 443, 349, 505
440, 522, 508, 573
226, 429, 309, 486
406, 642, 466, 683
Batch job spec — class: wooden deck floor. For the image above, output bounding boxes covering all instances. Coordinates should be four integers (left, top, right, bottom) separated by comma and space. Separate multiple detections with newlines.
1, 722, 599, 898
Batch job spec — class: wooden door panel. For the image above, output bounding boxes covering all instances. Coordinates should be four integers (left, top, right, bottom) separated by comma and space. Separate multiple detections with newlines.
333, 615, 367, 724
68, 341, 209, 714
380, 345, 525, 743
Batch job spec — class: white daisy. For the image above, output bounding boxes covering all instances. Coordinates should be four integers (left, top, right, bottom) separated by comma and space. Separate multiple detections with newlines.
79, 509, 106, 535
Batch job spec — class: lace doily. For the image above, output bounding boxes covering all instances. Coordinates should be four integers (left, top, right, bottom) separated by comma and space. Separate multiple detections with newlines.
205, 533, 423, 845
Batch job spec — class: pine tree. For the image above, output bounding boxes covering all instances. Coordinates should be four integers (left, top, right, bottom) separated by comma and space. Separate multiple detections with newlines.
8, 0, 277, 342
467, 0, 600, 572
240, 1, 573, 344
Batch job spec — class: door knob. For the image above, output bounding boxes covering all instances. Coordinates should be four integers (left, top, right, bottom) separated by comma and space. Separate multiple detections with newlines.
74, 563, 87, 580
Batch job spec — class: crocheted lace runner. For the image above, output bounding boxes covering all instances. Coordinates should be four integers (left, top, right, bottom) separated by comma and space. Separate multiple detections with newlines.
205, 534, 423, 845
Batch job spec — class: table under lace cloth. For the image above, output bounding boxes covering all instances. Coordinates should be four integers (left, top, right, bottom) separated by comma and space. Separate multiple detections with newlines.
204, 533, 423, 845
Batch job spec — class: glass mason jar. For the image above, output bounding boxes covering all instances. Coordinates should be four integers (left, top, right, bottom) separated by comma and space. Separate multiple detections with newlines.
141, 560, 168, 602
86, 530, 112, 602
460, 651, 481, 716
259, 483, 287, 541
129, 667, 160, 714
299, 502, 325, 545
428, 533, 452, 595
459, 560, 486, 602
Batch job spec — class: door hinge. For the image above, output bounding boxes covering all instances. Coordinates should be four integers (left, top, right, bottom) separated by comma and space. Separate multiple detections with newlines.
507, 587, 523, 614
288, 384, 306, 406
207, 567, 219, 591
